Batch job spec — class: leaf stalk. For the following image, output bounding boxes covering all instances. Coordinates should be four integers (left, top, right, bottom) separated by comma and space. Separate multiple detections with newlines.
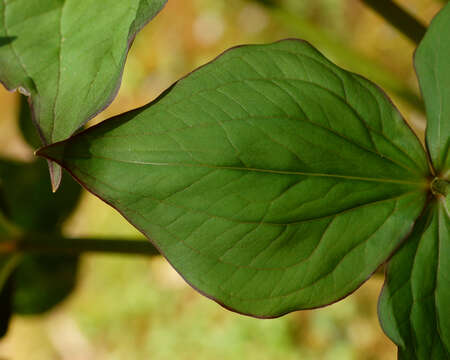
361, 0, 427, 44
0, 235, 160, 256
431, 178, 449, 197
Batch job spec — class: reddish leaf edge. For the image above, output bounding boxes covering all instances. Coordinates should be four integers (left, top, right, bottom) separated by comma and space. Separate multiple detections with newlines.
376, 195, 442, 357
36, 38, 432, 318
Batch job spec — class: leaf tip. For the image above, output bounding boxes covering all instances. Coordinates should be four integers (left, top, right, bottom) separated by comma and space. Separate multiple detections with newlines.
48, 161, 62, 193
36, 145, 65, 192
35, 143, 65, 163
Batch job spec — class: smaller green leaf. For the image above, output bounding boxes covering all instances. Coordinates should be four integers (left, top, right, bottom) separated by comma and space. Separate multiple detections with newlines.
0, 156, 81, 316
0, 0, 167, 145
415, 3, 450, 174
13, 254, 78, 314
0, 154, 82, 318
0, 157, 81, 233
0, 0, 167, 190
378, 199, 450, 359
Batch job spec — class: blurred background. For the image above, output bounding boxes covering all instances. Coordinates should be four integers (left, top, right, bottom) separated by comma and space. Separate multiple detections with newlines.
0, 0, 443, 359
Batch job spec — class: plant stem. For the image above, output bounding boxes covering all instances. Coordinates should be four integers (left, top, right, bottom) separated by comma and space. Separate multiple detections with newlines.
431, 178, 449, 197
361, 0, 427, 44
0, 234, 160, 256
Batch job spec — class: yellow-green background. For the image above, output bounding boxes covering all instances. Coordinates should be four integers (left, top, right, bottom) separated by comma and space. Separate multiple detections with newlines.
0, 0, 442, 358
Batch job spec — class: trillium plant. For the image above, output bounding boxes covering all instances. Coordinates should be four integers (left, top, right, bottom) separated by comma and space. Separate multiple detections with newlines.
0, 0, 449, 358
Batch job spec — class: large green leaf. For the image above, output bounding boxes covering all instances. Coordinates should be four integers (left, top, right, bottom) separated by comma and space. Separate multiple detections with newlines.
378, 199, 450, 359
0, 0, 166, 189
415, 3, 450, 175
38, 39, 430, 317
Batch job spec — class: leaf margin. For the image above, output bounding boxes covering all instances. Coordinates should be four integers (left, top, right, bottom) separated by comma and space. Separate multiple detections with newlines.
36, 38, 432, 318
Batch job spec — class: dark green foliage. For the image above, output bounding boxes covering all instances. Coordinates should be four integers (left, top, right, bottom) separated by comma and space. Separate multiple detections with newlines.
0, 158, 81, 233
13, 254, 78, 314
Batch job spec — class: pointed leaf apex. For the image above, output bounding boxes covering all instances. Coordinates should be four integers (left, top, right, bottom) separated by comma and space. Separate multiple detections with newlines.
36, 144, 66, 192
49, 162, 62, 193
35, 143, 66, 163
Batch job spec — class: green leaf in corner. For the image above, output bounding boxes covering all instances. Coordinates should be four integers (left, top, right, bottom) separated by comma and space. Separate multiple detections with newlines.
13, 254, 79, 315
0, 215, 20, 338
378, 199, 450, 359
0, 157, 81, 233
0, 0, 166, 145
0, 157, 81, 318
415, 3, 450, 175
38, 39, 431, 318
0, 0, 167, 189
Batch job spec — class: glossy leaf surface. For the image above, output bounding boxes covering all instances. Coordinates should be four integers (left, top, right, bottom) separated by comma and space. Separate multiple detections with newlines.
39, 40, 430, 317
415, 3, 450, 175
378, 199, 450, 359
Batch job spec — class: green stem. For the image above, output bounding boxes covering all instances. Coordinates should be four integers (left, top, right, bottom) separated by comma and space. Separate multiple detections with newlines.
361, 0, 427, 44
431, 178, 449, 197
0, 234, 160, 256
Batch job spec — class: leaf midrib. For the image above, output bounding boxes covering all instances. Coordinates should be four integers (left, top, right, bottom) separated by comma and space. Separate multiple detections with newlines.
64, 159, 424, 229
88, 108, 421, 176
77, 154, 427, 186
